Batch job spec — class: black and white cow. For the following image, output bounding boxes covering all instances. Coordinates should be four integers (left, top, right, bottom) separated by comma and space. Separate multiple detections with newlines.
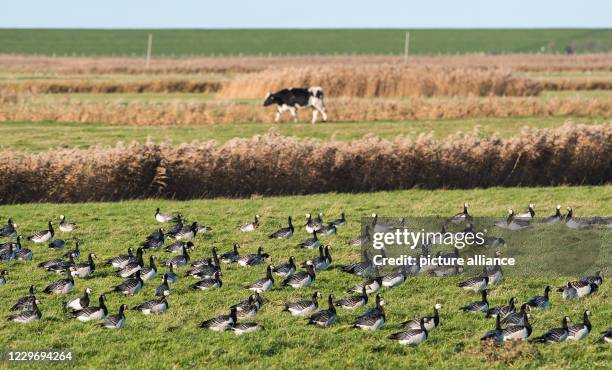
263, 87, 328, 124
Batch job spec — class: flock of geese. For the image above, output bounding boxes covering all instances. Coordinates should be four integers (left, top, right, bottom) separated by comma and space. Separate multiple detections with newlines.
0, 204, 610, 346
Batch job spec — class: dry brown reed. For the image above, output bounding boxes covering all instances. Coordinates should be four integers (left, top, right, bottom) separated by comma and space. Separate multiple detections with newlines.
540, 78, 612, 91
0, 124, 609, 203
0, 80, 221, 94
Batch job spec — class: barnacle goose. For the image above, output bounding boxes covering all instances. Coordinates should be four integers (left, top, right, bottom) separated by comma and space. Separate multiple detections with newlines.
0, 245, 15, 261
450, 203, 472, 224
532, 316, 570, 343
487, 297, 517, 320
382, 265, 409, 288
400, 304, 442, 331
165, 265, 178, 284
567, 310, 592, 340
220, 243, 240, 263
232, 293, 264, 316
101, 304, 127, 329
495, 209, 530, 231
10, 285, 39, 311
342, 250, 373, 277
502, 314, 532, 341
317, 223, 337, 235
164, 241, 194, 254
184, 250, 221, 278
481, 314, 503, 344
353, 296, 385, 331
73, 294, 108, 322
200, 307, 237, 331
71, 253, 96, 278
191, 271, 222, 290
7, 301, 42, 323
564, 207, 592, 229
0, 270, 7, 285
273, 256, 297, 277
48, 239, 66, 250
297, 230, 321, 249
27, 221, 54, 243
63, 241, 81, 259
231, 322, 263, 335
38, 255, 74, 271
43, 270, 74, 294
170, 222, 198, 241
602, 327, 612, 343
349, 225, 371, 246
155, 273, 171, 297
482, 254, 503, 284
247, 265, 274, 293
567, 279, 599, 297
15, 246, 32, 261
542, 205, 563, 224
59, 215, 77, 232
237, 245, 269, 267
330, 212, 347, 227
515, 203, 535, 221
502, 303, 530, 326
282, 262, 316, 289
146, 228, 165, 242
269, 216, 294, 239
460, 290, 489, 313
302, 245, 332, 271
0, 218, 17, 238
307, 294, 337, 327
347, 277, 382, 295
304, 213, 323, 234
240, 215, 260, 232
110, 270, 144, 295
580, 271, 603, 288
166, 214, 184, 235
430, 264, 464, 277
388, 318, 429, 345
165, 245, 191, 268
0, 235, 21, 253
527, 286, 551, 309
155, 208, 178, 223
284, 291, 321, 316
558, 282, 579, 300
141, 231, 165, 250
336, 287, 368, 310
66, 288, 91, 311
133, 294, 169, 315
139, 255, 158, 281
116, 248, 144, 277
105, 247, 134, 269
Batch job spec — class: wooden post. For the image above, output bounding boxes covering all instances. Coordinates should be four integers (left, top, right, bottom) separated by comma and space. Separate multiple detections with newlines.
404, 31, 410, 64
145, 33, 153, 68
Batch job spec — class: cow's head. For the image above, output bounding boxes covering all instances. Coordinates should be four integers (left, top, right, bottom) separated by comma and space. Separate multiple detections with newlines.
263, 92, 275, 106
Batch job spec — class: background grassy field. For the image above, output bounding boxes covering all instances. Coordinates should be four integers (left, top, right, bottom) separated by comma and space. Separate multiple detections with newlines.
1, 29, 612, 56
0, 186, 610, 369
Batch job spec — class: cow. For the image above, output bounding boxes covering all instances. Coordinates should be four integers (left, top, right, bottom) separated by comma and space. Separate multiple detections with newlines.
263, 87, 328, 124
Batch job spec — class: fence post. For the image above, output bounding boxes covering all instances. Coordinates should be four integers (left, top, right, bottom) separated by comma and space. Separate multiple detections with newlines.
145, 33, 153, 68
404, 31, 410, 64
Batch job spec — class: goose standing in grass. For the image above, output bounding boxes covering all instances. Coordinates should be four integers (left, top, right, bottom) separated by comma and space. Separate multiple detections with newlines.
247, 265, 274, 293
567, 310, 592, 340
101, 304, 127, 329
63, 241, 81, 259
71, 253, 96, 278
43, 270, 74, 294
48, 239, 66, 250
170, 222, 198, 241
336, 286, 368, 310
532, 316, 570, 343
105, 247, 134, 269
558, 282, 579, 300
297, 230, 321, 249
165, 265, 178, 284
349, 226, 371, 246
140, 255, 158, 281
240, 215, 260, 232
237, 246, 270, 267
487, 297, 517, 320
542, 205, 563, 224
166, 245, 191, 268
400, 304, 442, 331
382, 265, 409, 288
155, 208, 178, 223
220, 243, 240, 263
330, 212, 347, 227
502, 314, 532, 341
569, 279, 599, 297
273, 256, 297, 277
269, 216, 294, 239
0, 270, 7, 285
502, 303, 530, 326
342, 251, 372, 277
347, 277, 382, 295
110, 271, 144, 296
59, 215, 77, 232
7, 301, 42, 324
460, 290, 489, 313
200, 307, 238, 331
191, 271, 222, 290
116, 248, 144, 278
66, 288, 91, 311
27, 221, 54, 243
164, 241, 194, 254
155, 273, 171, 297
450, 203, 472, 224
283, 291, 321, 316
307, 294, 337, 327
231, 322, 263, 335
133, 294, 169, 315
527, 286, 551, 309
282, 262, 316, 289
73, 295, 108, 322
458, 275, 489, 292
304, 213, 323, 234
354, 297, 385, 330
564, 207, 592, 229
515, 203, 535, 221
481, 314, 504, 344
388, 318, 429, 345
0, 218, 17, 238
302, 245, 332, 271
10, 285, 39, 311
580, 271, 603, 288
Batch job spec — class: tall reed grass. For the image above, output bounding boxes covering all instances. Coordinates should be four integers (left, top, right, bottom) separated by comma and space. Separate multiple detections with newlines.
0, 80, 221, 94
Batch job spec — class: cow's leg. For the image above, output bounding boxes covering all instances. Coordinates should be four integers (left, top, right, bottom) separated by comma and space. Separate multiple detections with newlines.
289, 107, 297, 123
312, 100, 327, 122
275, 107, 282, 123
311, 109, 319, 124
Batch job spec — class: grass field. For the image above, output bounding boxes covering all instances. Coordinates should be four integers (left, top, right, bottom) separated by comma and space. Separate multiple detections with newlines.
1, 29, 612, 56
0, 186, 610, 368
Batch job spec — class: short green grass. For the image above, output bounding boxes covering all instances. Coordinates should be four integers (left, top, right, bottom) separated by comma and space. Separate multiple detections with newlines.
0, 186, 610, 369
0, 116, 605, 152
1, 29, 612, 56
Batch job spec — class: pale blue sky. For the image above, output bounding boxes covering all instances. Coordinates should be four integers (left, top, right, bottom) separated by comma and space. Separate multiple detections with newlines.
1, 0, 610, 28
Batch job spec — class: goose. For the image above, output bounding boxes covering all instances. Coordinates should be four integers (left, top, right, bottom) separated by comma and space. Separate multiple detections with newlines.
71, 253, 96, 278
347, 277, 382, 295
515, 203, 535, 221
358, 293, 385, 318
487, 297, 517, 319
15, 246, 33, 261
155, 208, 178, 223
430, 264, 464, 277
0, 218, 17, 238
502, 314, 532, 341
0, 245, 15, 261
237, 246, 269, 267
220, 243, 240, 263
353, 298, 385, 330
460, 289, 489, 313
38, 255, 73, 271
59, 215, 77, 232
269, 216, 294, 239
165, 245, 191, 268
27, 221, 54, 243
155, 273, 171, 297
450, 203, 472, 224
282, 262, 315, 289
110, 270, 144, 296
7, 301, 42, 323
231, 322, 263, 335
297, 230, 321, 249
542, 205, 563, 224
495, 209, 530, 231
105, 247, 134, 269
247, 265, 274, 293
43, 270, 74, 294
342, 251, 372, 277
304, 213, 323, 234
317, 223, 337, 235
330, 212, 347, 227
232, 293, 264, 315
461, 270, 490, 291
164, 240, 194, 254
166, 214, 184, 235
601, 328, 612, 343
73, 295, 108, 322
532, 316, 570, 343
382, 265, 409, 288
197, 223, 212, 234
101, 304, 127, 329
10, 285, 39, 311
170, 222, 198, 241
190, 271, 222, 290
527, 286, 551, 309
46, 255, 76, 274
302, 245, 332, 271
307, 294, 337, 327
66, 288, 92, 311
200, 307, 238, 331
48, 239, 66, 250
567, 310, 592, 340
388, 318, 429, 345
273, 256, 297, 277
567, 279, 599, 297
0, 270, 7, 285
240, 215, 260, 232
146, 228, 165, 242
371, 213, 405, 233
184, 250, 221, 278
284, 291, 321, 316
564, 207, 592, 229
481, 314, 504, 344
63, 241, 81, 259
165, 265, 178, 284
1, 235, 21, 253
349, 225, 371, 246
479, 232, 506, 248
482, 253, 504, 284
580, 271, 603, 287
116, 248, 144, 277
335, 286, 368, 310
140, 255, 158, 281
558, 282, 578, 300
141, 231, 164, 250
133, 294, 169, 315
400, 304, 442, 331
502, 303, 530, 326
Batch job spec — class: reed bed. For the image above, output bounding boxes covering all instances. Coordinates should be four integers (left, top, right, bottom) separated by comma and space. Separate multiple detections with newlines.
0, 124, 609, 203
0, 80, 221, 94
540, 78, 612, 91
